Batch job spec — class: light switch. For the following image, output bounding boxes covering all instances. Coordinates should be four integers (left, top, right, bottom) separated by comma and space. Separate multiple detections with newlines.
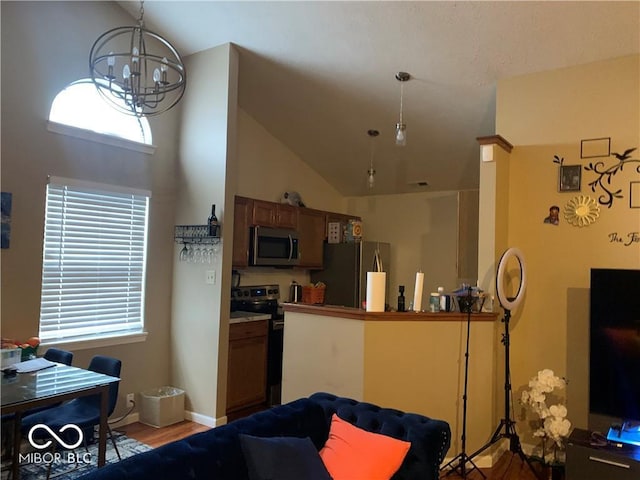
205, 270, 216, 284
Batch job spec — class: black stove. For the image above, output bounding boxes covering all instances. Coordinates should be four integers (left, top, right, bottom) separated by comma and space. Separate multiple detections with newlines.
230, 284, 283, 406
231, 284, 280, 315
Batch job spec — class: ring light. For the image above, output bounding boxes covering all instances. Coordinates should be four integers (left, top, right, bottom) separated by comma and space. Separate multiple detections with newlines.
496, 247, 527, 311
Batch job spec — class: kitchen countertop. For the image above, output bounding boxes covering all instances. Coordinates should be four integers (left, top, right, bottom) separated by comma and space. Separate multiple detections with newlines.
281, 302, 497, 321
229, 311, 272, 324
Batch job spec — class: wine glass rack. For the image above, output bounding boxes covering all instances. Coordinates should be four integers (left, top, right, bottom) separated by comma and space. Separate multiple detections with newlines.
174, 225, 221, 244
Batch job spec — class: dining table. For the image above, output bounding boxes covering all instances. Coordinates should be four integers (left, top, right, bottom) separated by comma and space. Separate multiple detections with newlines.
1, 362, 120, 479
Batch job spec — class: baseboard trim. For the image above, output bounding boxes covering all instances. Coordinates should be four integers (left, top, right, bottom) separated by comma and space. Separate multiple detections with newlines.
441, 440, 508, 470
185, 410, 226, 428
112, 412, 140, 428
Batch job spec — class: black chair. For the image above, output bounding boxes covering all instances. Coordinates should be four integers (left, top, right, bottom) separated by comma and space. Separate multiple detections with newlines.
21, 355, 122, 478
43, 347, 74, 365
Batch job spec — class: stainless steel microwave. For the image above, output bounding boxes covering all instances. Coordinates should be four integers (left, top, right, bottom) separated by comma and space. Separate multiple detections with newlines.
250, 226, 300, 266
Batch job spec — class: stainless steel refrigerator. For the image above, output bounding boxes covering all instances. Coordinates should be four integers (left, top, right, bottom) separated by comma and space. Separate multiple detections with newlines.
310, 241, 391, 308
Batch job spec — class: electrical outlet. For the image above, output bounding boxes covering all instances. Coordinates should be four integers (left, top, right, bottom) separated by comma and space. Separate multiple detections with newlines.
205, 270, 216, 285
126, 393, 135, 408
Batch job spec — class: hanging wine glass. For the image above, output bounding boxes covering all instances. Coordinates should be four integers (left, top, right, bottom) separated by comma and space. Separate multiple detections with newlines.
179, 244, 189, 262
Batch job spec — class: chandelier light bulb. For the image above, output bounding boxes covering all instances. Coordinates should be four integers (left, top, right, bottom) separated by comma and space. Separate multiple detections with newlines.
153, 68, 161, 83
107, 53, 115, 67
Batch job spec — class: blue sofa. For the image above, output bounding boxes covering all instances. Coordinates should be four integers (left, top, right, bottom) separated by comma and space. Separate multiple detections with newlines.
79, 392, 451, 480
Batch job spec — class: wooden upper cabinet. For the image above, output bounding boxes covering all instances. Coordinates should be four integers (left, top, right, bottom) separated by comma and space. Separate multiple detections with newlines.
276, 204, 297, 229
252, 199, 297, 229
297, 208, 326, 269
232, 196, 252, 268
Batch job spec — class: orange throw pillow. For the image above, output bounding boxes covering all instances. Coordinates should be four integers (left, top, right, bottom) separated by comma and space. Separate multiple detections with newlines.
319, 413, 411, 480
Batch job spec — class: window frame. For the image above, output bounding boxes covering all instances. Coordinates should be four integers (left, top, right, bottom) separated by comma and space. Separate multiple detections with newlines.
38, 176, 151, 348
47, 78, 156, 155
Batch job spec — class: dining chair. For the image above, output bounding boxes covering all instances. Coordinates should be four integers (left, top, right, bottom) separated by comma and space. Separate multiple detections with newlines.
20, 355, 122, 478
43, 347, 74, 365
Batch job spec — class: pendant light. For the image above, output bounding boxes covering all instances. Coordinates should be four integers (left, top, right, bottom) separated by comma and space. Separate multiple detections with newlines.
395, 72, 411, 146
89, 0, 187, 117
367, 129, 380, 189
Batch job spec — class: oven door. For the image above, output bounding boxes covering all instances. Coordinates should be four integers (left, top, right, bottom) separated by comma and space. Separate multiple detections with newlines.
250, 226, 299, 266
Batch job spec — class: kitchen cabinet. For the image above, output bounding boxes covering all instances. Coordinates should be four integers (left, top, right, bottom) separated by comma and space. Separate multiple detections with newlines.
232, 196, 252, 268
226, 319, 268, 413
297, 208, 326, 269
252, 200, 297, 229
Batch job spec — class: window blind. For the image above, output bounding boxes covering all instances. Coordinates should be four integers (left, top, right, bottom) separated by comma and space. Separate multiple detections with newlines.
39, 177, 150, 342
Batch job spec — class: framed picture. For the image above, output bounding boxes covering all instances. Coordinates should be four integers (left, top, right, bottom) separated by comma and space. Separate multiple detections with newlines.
580, 137, 611, 159
631, 181, 640, 209
559, 165, 582, 192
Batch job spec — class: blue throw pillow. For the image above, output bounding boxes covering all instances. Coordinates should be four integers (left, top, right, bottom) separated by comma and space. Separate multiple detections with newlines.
239, 434, 332, 480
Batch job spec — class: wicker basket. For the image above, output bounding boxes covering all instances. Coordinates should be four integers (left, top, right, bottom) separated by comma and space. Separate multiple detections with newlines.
302, 285, 326, 304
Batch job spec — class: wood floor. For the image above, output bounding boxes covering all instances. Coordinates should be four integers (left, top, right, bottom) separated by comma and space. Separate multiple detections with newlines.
118, 421, 550, 479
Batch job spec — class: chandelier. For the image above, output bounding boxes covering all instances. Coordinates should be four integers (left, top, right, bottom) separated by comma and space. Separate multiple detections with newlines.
395, 72, 411, 146
89, 1, 186, 117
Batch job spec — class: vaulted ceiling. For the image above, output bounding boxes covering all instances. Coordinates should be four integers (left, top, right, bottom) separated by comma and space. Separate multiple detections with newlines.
119, 1, 640, 196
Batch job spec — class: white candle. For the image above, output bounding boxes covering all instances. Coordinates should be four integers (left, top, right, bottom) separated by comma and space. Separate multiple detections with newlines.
413, 271, 424, 312
366, 272, 386, 312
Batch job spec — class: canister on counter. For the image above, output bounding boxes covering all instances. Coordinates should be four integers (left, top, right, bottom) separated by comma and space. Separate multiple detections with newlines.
429, 292, 440, 312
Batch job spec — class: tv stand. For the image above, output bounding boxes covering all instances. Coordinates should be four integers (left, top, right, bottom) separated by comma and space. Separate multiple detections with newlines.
566, 428, 640, 480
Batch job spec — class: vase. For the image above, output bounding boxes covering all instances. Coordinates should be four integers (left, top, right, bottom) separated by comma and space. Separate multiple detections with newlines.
545, 464, 565, 480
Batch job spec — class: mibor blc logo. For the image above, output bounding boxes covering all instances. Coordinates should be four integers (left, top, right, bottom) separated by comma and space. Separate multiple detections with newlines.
20, 424, 92, 465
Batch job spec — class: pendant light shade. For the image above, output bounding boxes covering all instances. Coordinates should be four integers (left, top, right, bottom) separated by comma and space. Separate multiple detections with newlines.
89, 1, 186, 117
367, 129, 380, 189
395, 72, 411, 146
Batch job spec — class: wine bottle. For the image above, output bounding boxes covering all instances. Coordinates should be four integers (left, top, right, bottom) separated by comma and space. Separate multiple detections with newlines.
397, 285, 405, 312
208, 204, 219, 237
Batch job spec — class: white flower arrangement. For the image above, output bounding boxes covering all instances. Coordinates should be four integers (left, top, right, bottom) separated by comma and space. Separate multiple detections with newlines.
521, 369, 572, 464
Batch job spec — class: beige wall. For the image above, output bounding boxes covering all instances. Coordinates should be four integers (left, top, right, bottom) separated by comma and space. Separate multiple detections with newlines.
233, 110, 345, 294
0, 2, 180, 418
494, 55, 640, 443
282, 311, 498, 466
345, 191, 478, 307
171, 44, 239, 422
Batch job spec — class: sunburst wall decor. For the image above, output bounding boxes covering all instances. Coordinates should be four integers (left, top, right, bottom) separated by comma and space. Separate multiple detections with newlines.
564, 195, 600, 227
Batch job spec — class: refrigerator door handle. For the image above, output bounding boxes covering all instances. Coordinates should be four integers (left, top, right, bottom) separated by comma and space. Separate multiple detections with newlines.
288, 235, 293, 261
373, 248, 384, 272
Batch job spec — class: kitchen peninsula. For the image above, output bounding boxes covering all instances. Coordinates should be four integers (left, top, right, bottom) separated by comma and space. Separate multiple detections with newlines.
281, 303, 500, 462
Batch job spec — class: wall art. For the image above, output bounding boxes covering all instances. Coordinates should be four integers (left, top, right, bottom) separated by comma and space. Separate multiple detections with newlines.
1, 192, 12, 249
630, 181, 640, 209
543, 205, 560, 226
564, 195, 600, 227
585, 147, 639, 208
559, 164, 582, 192
580, 137, 610, 159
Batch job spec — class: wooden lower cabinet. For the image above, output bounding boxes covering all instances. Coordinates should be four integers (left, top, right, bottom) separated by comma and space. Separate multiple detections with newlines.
226, 320, 268, 413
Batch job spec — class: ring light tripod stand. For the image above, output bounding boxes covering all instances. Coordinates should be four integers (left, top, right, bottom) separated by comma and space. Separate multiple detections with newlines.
467, 248, 540, 479
441, 287, 485, 479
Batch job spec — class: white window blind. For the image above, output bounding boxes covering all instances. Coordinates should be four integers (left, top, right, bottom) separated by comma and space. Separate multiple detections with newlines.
39, 177, 150, 342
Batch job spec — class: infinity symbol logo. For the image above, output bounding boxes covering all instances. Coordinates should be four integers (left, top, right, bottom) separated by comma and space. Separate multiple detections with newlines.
28, 424, 84, 450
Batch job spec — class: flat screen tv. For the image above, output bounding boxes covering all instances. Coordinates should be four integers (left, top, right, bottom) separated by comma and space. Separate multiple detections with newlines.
589, 268, 640, 444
